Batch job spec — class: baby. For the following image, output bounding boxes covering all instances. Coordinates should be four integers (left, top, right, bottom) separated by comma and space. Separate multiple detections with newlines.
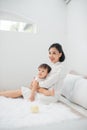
29, 63, 54, 101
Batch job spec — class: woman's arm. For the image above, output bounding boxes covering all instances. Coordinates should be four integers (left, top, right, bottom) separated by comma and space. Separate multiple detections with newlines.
37, 87, 54, 96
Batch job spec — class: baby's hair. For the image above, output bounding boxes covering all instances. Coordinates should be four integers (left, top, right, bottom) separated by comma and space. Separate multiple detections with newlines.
38, 63, 51, 73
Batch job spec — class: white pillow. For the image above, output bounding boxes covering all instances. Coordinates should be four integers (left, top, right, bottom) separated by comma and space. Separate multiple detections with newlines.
70, 78, 87, 109
61, 74, 82, 99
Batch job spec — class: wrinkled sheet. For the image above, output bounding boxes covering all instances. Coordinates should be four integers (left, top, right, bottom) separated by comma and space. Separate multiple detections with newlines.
0, 96, 80, 129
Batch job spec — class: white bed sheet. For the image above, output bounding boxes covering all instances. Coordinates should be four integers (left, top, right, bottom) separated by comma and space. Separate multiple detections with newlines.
0, 96, 81, 129
59, 95, 87, 117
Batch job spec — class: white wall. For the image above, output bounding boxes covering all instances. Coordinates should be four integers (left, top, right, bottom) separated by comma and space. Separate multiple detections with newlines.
0, 0, 66, 89
66, 0, 87, 75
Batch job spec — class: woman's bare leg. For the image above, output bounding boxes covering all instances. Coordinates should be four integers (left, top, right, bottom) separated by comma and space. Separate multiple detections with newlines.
0, 89, 22, 98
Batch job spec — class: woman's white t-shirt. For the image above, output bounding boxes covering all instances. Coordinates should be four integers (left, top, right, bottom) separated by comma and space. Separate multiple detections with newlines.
39, 62, 66, 92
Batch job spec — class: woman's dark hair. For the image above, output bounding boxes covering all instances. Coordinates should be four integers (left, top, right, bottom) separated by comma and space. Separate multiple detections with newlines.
48, 43, 65, 62
38, 63, 51, 73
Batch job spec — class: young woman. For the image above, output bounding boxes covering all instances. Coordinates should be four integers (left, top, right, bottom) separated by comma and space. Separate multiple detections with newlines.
0, 43, 66, 103
36, 43, 66, 103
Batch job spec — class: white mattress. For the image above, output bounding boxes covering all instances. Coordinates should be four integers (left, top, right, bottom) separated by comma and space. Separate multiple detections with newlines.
0, 96, 81, 129
59, 95, 87, 117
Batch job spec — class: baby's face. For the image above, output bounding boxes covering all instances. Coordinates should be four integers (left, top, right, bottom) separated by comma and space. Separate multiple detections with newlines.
38, 68, 48, 79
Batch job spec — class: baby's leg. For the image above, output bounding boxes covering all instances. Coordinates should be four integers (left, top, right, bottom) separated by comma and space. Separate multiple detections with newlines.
29, 84, 38, 101
0, 89, 22, 98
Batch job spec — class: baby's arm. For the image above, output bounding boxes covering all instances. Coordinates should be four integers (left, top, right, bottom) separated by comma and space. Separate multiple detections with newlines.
30, 80, 55, 96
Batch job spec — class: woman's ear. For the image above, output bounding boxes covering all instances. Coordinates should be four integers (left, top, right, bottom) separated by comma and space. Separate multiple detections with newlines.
59, 52, 62, 58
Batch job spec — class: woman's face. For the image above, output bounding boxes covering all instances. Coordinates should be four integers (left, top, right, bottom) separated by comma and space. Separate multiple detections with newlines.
49, 47, 62, 63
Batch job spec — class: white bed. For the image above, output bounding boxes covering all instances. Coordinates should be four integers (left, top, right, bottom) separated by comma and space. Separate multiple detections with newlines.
0, 73, 87, 130
0, 96, 86, 130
